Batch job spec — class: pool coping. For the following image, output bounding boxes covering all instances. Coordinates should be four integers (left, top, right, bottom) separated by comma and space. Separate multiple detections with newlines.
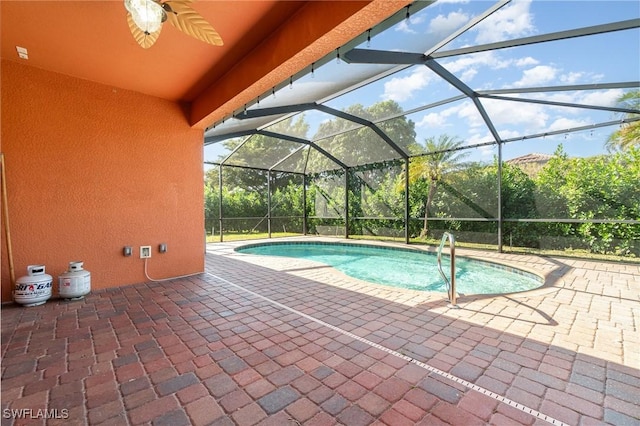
224, 236, 562, 303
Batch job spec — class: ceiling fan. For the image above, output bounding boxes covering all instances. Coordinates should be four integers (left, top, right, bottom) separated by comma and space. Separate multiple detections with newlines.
124, 0, 223, 48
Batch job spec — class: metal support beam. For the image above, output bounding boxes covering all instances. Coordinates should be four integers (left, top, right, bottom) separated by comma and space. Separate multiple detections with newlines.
234, 103, 318, 120
423, 59, 475, 97
343, 49, 426, 65
267, 170, 272, 238
218, 165, 223, 243
432, 18, 640, 59
315, 104, 409, 159
343, 19, 640, 65
479, 93, 640, 115
217, 134, 255, 167
205, 130, 256, 145
404, 158, 410, 244
425, 59, 503, 143
344, 168, 349, 239
270, 145, 306, 173
501, 117, 640, 144
258, 130, 349, 170
424, 0, 511, 57
497, 142, 503, 253
478, 81, 640, 95
303, 174, 308, 235
210, 102, 411, 162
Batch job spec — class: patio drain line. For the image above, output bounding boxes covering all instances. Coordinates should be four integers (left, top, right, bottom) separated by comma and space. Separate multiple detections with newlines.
206, 272, 568, 426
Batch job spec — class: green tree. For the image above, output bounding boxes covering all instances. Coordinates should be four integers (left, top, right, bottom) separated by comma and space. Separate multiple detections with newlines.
204, 168, 220, 233
310, 100, 416, 234
536, 146, 640, 255
205, 116, 310, 234
270, 172, 306, 232
311, 100, 416, 172
534, 145, 570, 219
500, 161, 538, 247
220, 115, 309, 190
408, 135, 469, 238
501, 162, 537, 219
606, 90, 640, 152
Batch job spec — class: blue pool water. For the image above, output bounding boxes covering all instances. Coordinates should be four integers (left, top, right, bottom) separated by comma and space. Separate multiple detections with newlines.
236, 242, 542, 295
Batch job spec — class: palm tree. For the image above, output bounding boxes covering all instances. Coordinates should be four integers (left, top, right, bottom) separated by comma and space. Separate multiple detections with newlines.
409, 135, 469, 238
606, 90, 640, 152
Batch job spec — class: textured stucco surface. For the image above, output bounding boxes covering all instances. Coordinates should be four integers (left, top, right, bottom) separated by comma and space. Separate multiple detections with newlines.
1, 60, 204, 301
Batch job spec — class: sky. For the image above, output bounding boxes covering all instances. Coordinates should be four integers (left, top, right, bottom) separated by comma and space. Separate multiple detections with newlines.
205, 0, 640, 166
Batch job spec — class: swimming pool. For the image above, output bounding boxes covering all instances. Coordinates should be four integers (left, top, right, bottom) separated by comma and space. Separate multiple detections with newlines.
235, 241, 543, 295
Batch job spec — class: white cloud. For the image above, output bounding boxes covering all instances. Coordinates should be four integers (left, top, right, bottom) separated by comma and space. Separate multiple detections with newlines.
439, 51, 518, 86
513, 65, 558, 87
579, 89, 623, 107
447, 51, 523, 74
416, 105, 460, 128
458, 101, 486, 128
558, 71, 603, 86
480, 97, 549, 130
560, 72, 584, 85
548, 117, 592, 132
417, 112, 448, 128
467, 132, 498, 150
535, 92, 578, 104
395, 15, 426, 34
507, 67, 607, 91
498, 129, 525, 140
407, 87, 614, 142
514, 57, 539, 67
382, 67, 433, 102
394, 20, 414, 34
412, 95, 604, 146
460, 68, 478, 82
428, 11, 469, 36
589, 73, 605, 83
383, 50, 549, 101
474, 0, 536, 44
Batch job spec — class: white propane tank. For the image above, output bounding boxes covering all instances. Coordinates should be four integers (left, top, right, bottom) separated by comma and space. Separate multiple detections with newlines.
58, 261, 91, 299
14, 265, 53, 307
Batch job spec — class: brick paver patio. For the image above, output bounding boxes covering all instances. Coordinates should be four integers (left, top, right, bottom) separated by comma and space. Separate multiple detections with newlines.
2, 237, 638, 425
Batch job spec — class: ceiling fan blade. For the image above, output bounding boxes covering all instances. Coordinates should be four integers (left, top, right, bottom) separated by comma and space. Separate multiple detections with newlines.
164, 1, 223, 46
127, 12, 162, 48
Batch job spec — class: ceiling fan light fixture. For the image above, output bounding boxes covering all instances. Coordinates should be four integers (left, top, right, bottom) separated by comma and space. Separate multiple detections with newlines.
124, 0, 165, 34
125, 0, 223, 48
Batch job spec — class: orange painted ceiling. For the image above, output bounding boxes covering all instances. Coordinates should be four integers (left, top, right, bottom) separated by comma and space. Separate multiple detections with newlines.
1, 1, 409, 129
1, 1, 306, 101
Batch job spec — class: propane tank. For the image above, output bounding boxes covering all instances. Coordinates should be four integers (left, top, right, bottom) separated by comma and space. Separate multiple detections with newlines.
14, 265, 53, 307
58, 261, 91, 300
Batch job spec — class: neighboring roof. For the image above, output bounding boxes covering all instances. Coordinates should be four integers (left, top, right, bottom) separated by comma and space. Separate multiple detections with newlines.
506, 153, 553, 165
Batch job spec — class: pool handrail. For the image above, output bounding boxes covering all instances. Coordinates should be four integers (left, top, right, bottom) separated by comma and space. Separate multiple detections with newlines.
437, 232, 458, 307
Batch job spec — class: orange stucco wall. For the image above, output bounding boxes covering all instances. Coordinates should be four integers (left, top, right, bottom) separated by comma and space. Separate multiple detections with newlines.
1, 60, 204, 302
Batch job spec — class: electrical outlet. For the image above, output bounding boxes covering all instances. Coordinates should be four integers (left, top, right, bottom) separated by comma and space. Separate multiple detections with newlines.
140, 246, 151, 259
